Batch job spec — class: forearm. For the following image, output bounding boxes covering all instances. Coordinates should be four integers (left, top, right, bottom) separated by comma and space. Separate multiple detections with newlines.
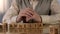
41, 14, 60, 24
2, 6, 19, 23
2, 16, 17, 23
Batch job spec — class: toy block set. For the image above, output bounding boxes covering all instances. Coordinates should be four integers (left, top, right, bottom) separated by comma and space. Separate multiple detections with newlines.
9, 23, 43, 34
0, 23, 59, 34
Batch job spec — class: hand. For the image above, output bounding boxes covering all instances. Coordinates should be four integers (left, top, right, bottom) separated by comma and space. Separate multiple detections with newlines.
16, 8, 33, 23
31, 11, 42, 23
26, 8, 42, 23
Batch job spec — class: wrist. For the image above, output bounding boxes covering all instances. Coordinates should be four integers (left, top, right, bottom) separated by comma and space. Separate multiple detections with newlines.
39, 16, 42, 23
37, 16, 42, 23
16, 15, 21, 23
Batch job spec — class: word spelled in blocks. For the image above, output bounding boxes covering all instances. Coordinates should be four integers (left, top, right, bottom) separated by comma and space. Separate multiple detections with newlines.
49, 25, 59, 34
9, 23, 43, 34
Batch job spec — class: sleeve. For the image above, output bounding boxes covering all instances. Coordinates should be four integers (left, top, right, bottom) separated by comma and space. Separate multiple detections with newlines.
41, 0, 60, 24
2, 0, 19, 23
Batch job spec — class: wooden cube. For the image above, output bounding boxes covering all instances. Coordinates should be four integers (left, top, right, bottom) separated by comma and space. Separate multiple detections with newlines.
35, 23, 43, 28
30, 23, 36, 28
49, 25, 59, 34
9, 23, 17, 33
24, 23, 31, 29
17, 23, 24, 28
0, 25, 3, 32
3, 23, 8, 32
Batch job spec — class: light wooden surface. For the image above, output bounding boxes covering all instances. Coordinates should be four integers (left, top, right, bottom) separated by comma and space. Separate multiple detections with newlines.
0, 33, 6, 34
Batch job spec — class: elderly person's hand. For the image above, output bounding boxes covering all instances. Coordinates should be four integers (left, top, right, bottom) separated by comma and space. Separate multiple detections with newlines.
16, 8, 42, 23
31, 10, 42, 23
16, 8, 33, 23
26, 8, 42, 23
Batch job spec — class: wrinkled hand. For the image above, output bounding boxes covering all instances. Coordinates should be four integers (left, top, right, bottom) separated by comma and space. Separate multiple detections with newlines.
31, 10, 42, 23
16, 8, 33, 23
16, 8, 42, 23
26, 8, 42, 23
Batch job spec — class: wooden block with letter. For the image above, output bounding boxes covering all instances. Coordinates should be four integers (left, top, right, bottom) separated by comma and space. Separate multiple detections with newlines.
0, 24, 3, 32
9, 23, 18, 33
49, 25, 59, 34
0, 23, 7, 33
0, 23, 7, 34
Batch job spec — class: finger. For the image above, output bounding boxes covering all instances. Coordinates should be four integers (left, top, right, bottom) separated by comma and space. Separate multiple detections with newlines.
25, 8, 34, 12
26, 10, 34, 16
25, 13, 32, 17
28, 8, 35, 13
21, 13, 30, 18
20, 10, 33, 17
26, 17, 32, 22
20, 8, 34, 16
22, 13, 32, 22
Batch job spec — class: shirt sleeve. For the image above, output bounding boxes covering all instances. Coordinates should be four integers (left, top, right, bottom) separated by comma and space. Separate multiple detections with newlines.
2, 0, 19, 23
41, 0, 60, 24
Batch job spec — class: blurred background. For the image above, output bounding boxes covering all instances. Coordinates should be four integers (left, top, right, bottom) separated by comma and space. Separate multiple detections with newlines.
0, 0, 12, 23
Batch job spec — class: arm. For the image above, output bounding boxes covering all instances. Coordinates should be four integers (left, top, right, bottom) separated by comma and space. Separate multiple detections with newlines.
2, 0, 19, 23
41, 0, 60, 24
